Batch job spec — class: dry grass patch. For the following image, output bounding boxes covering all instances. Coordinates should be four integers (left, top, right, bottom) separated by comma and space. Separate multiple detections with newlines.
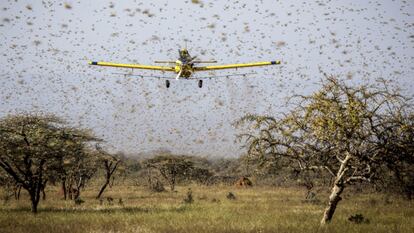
0, 185, 412, 233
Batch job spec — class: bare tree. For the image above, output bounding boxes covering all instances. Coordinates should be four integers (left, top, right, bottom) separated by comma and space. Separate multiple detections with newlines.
237, 76, 412, 224
95, 146, 123, 199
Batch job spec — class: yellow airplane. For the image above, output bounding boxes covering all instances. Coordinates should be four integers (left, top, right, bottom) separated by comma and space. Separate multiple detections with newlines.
88, 48, 281, 88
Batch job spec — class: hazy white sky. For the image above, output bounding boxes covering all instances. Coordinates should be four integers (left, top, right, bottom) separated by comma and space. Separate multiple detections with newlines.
0, 0, 413, 157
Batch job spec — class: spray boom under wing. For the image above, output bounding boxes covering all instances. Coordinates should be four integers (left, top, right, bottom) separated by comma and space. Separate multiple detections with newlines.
192, 60, 217, 63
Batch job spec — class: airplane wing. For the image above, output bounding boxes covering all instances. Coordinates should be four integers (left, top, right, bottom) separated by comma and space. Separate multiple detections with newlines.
193, 60, 281, 71
88, 61, 175, 71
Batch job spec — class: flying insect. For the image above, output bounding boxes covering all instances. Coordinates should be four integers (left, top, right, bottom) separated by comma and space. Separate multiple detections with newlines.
88, 48, 281, 88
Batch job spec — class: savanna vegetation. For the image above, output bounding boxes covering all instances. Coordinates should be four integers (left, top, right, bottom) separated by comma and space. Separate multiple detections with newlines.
0, 76, 413, 233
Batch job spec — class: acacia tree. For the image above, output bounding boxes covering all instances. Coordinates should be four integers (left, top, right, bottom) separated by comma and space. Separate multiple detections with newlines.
374, 110, 414, 199
55, 148, 98, 200
144, 154, 194, 191
237, 76, 412, 224
0, 114, 97, 213
39, 126, 99, 201
65, 148, 99, 200
95, 146, 123, 199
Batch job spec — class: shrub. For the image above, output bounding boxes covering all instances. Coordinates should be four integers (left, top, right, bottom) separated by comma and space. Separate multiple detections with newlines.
74, 197, 84, 205
149, 179, 165, 192
211, 198, 220, 203
348, 214, 370, 224
226, 192, 236, 200
183, 189, 193, 204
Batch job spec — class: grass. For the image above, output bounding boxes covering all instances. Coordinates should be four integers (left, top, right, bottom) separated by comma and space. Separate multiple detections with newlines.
0, 185, 412, 233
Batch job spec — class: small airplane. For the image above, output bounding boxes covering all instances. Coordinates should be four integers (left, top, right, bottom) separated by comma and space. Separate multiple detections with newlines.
88, 48, 281, 88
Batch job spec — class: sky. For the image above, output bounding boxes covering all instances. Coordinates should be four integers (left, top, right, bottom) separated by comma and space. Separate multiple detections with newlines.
0, 0, 413, 157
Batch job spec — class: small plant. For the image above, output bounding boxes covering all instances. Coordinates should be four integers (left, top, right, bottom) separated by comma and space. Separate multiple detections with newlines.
211, 198, 220, 203
74, 197, 84, 205
107, 197, 114, 205
368, 198, 377, 207
183, 188, 193, 204
149, 179, 165, 192
198, 194, 208, 200
383, 195, 392, 205
226, 192, 236, 200
305, 191, 316, 200
348, 214, 370, 224
302, 192, 321, 205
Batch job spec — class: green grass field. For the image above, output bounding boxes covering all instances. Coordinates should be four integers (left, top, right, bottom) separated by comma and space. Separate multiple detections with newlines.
0, 185, 412, 233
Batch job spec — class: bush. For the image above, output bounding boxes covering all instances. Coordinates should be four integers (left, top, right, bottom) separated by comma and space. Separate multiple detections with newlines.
183, 189, 193, 204
226, 192, 236, 200
348, 214, 370, 224
74, 197, 84, 205
211, 198, 220, 203
149, 179, 165, 192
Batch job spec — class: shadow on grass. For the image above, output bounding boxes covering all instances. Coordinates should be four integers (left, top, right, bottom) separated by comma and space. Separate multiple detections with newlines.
0, 205, 190, 214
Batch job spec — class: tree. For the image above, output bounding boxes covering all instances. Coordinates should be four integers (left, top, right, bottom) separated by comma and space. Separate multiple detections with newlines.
237, 76, 413, 224
188, 166, 213, 185
95, 146, 123, 199
0, 114, 97, 213
374, 111, 414, 199
56, 147, 99, 201
64, 148, 99, 201
144, 154, 194, 191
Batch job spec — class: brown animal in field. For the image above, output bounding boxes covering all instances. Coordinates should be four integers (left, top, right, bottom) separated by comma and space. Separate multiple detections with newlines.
235, 177, 253, 187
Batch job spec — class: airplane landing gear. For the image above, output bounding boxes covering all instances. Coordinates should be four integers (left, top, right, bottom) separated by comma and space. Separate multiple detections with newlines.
198, 80, 203, 88
166, 80, 170, 88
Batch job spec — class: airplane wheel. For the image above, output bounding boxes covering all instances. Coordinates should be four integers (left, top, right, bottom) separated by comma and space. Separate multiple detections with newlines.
166, 80, 170, 88
198, 80, 203, 88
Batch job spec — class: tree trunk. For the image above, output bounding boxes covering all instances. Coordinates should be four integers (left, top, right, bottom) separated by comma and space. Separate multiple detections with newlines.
17, 186, 21, 200
30, 198, 38, 214
61, 181, 67, 200
68, 188, 73, 200
320, 154, 351, 225
96, 181, 109, 199
74, 190, 80, 200
29, 188, 41, 214
169, 180, 175, 191
15, 185, 22, 200
321, 183, 344, 224
170, 174, 176, 191
42, 188, 46, 200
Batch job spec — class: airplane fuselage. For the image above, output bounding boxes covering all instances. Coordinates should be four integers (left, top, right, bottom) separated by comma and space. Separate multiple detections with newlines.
174, 61, 193, 78
174, 49, 194, 78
